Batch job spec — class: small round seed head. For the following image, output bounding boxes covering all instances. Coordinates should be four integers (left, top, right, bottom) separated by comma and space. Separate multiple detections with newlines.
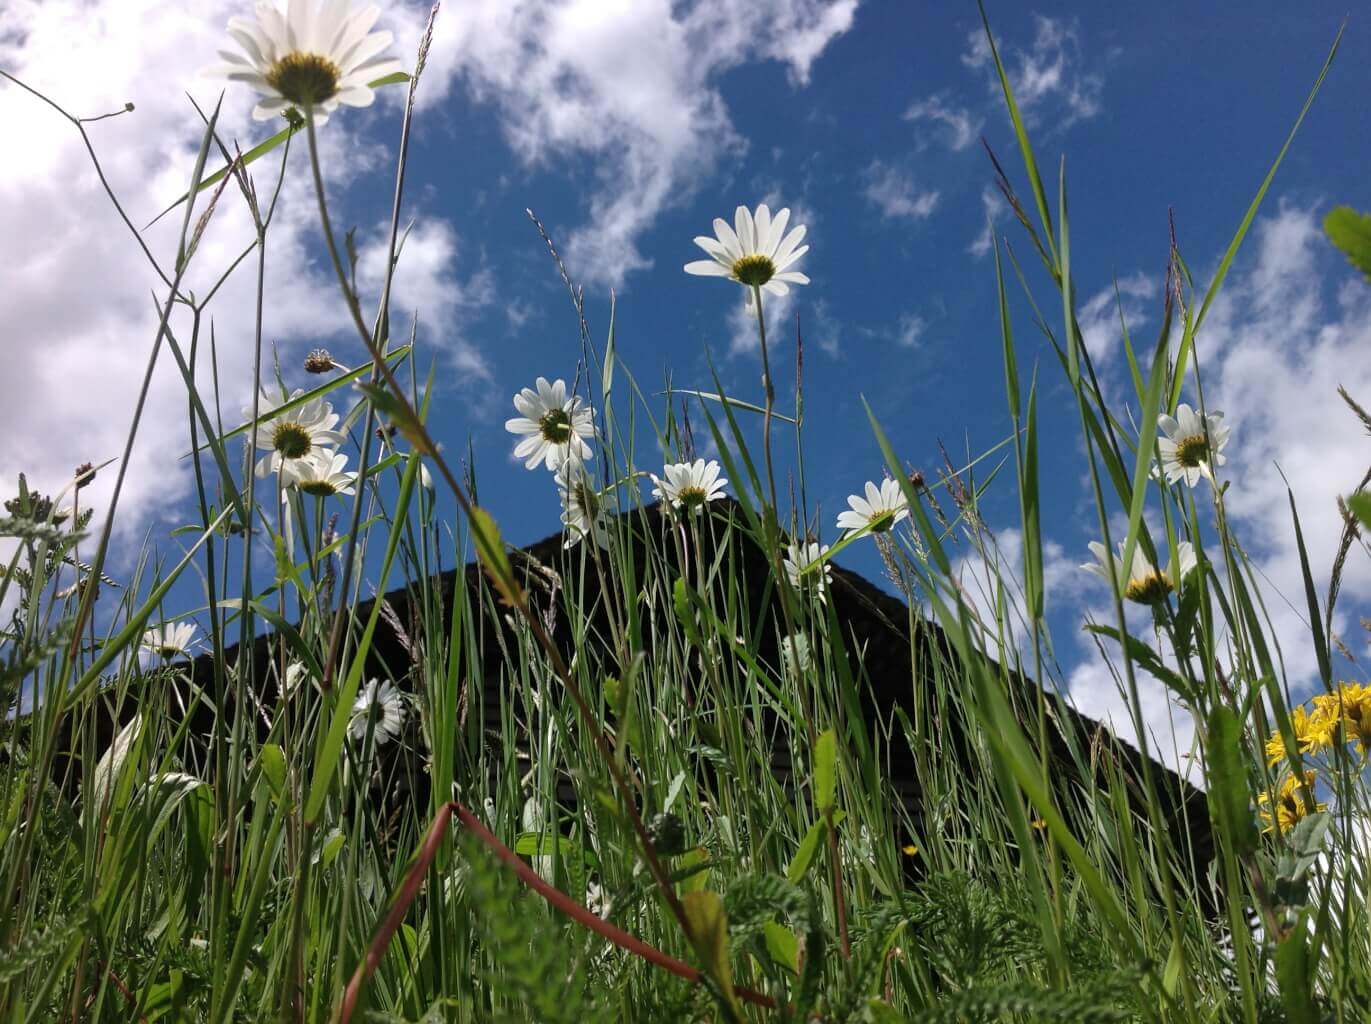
74, 463, 96, 489
908, 469, 925, 490
645, 813, 688, 856
304, 348, 335, 374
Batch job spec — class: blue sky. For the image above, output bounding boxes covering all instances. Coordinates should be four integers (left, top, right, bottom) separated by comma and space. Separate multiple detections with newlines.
4, 0, 1370, 752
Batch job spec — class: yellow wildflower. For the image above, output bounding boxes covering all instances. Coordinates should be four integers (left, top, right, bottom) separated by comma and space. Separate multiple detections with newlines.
1313, 682, 1371, 756
1265, 704, 1334, 766
1258, 770, 1326, 835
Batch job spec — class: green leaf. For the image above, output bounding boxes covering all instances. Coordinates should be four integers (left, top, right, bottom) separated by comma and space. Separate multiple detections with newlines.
786, 809, 845, 884
813, 729, 837, 815
469, 506, 518, 608
677, 846, 711, 895
259, 744, 286, 804
668, 389, 797, 424
1347, 490, 1371, 531
672, 578, 701, 646
1324, 206, 1371, 281
681, 891, 742, 1021
1274, 924, 1318, 1024
1082, 624, 1195, 703
1205, 706, 1258, 859
763, 922, 799, 974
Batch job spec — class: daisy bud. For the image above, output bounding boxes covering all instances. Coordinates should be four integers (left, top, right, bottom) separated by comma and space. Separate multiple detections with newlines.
304, 348, 335, 374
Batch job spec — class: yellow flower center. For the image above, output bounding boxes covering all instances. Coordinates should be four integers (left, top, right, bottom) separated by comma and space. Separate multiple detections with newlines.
867, 510, 896, 534
1124, 569, 1173, 605
678, 485, 708, 509
266, 51, 341, 105
272, 422, 313, 459
539, 408, 573, 444
299, 480, 337, 497
1175, 434, 1210, 468
731, 253, 776, 287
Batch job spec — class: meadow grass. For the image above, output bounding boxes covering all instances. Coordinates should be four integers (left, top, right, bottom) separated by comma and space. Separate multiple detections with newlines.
2, 7, 1369, 1022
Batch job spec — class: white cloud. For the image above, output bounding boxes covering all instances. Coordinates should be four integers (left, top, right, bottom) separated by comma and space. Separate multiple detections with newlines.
357, 219, 494, 380
892, 311, 926, 348
968, 185, 1006, 259
808, 299, 842, 358
1197, 204, 1371, 684
1076, 271, 1160, 365
963, 14, 1103, 129
862, 160, 940, 222
903, 92, 981, 151
728, 289, 795, 357
1059, 204, 1371, 773
0, 0, 487, 552
416, 0, 857, 289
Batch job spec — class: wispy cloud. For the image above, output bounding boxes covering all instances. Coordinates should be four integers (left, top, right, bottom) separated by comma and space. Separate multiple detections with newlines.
892, 311, 927, 348
903, 92, 981, 151
416, 0, 857, 289
962, 14, 1104, 130
862, 160, 940, 222
968, 185, 1007, 259
1075, 271, 1160, 365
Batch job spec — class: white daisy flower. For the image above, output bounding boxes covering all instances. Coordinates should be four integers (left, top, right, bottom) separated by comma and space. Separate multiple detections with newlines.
504, 377, 595, 472
836, 479, 909, 537
556, 462, 616, 549
684, 203, 810, 308
283, 661, 312, 695
348, 678, 405, 746
651, 459, 728, 513
1157, 404, 1231, 487
141, 621, 198, 660
783, 541, 832, 602
1081, 539, 1197, 605
780, 633, 812, 678
284, 449, 357, 497
207, 0, 405, 126
245, 388, 346, 480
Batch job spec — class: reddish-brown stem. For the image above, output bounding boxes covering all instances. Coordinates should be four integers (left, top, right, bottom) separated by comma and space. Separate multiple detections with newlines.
95, 961, 148, 1023
336, 800, 776, 1022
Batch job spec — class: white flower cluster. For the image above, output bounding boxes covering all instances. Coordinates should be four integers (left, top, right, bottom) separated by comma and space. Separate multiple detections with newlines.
244, 388, 358, 501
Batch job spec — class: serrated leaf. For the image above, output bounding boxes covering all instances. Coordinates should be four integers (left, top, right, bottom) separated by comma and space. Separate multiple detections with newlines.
1324, 206, 1371, 281
1205, 706, 1258, 858
1275, 924, 1317, 1024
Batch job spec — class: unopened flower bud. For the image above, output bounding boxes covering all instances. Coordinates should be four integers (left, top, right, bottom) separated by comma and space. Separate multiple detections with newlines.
304, 348, 335, 374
